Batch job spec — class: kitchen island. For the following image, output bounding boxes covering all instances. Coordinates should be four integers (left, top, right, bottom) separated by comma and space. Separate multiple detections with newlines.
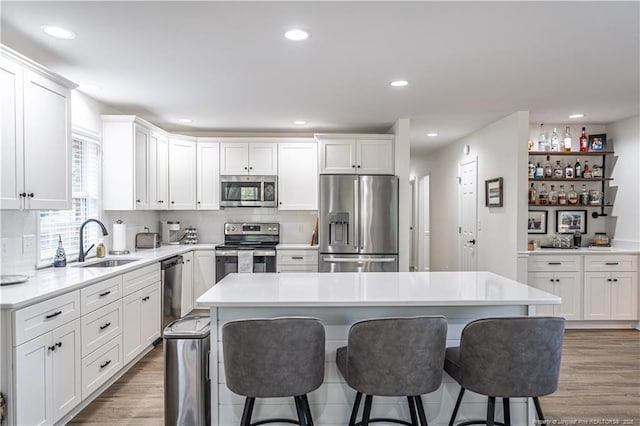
198, 271, 560, 426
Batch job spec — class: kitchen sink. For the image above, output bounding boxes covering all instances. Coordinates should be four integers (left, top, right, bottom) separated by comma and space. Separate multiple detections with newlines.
77, 259, 140, 268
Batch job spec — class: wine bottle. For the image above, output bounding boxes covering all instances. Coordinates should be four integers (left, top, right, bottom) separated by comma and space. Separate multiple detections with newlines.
579, 127, 588, 152
574, 158, 582, 177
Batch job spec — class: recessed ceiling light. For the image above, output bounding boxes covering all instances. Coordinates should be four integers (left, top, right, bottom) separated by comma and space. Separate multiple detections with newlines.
41, 25, 76, 39
569, 113, 585, 119
285, 29, 309, 41
293, 120, 307, 125
78, 84, 101, 92
178, 119, 193, 124
390, 80, 409, 87
427, 132, 438, 137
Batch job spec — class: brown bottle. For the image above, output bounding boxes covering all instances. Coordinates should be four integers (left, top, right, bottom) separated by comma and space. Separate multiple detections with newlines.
579, 127, 588, 152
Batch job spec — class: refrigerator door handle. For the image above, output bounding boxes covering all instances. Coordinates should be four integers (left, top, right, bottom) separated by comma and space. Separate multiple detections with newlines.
354, 178, 359, 250
323, 257, 397, 263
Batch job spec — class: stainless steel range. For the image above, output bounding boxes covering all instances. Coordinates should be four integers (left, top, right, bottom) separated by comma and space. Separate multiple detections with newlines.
215, 223, 279, 283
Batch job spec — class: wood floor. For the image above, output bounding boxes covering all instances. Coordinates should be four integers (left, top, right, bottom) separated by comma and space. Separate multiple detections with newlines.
69, 329, 640, 425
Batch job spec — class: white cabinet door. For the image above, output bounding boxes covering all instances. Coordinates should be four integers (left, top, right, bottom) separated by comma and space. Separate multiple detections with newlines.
319, 139, 356, 174
51, 319, 81, 422
134, 123, 150, 209
555, 271, 582, 321
249, 143, 277, 175
278, 143, 318, 210
196, 140, 220, 209
611, 272, 637, 320
15, 332, 51, 425
0, 57, 23, 209
149, 131, 169, 210
527, 272, 555, 317
122, 290, 143, 364
181, 252, 194, 317
193, 251, 216, 308
23, 68, 71, 210
140, 282, 161, 347
169, 138, 197, 209
357, 139, 394, 174
584, 272, 612, 320
220, 143, 249, 175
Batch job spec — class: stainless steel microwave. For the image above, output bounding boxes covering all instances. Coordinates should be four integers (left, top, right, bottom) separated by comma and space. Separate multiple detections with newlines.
220, 175, 277, 207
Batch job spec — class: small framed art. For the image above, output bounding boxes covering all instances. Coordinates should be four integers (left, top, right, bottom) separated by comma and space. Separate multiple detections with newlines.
528, 210, 547, 234
588, 134, 606, 152
485, 177, 503, 207
556, 210, 587, 234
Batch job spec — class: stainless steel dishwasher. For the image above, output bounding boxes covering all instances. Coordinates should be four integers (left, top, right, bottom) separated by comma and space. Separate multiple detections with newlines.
161, 255, 184, 331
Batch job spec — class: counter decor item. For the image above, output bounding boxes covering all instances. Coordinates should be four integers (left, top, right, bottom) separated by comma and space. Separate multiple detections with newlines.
96, 239, 106, 258
110, 219, 130, 255
485, 177, 503, 207
588, 134, 606, 152
53, 234, 67, 267
528, 210, 547, 234
590, 232, 610, 247
184, 227, 198, 244
556, 210, 587, 234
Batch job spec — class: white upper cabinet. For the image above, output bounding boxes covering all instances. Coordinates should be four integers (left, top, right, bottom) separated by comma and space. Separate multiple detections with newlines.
149, 130, 169, 210
1, 50, 73, 210
278, 141, 318, 210
168, 136, 197, 209
133, 123, 150, 209
196, 139, 220, 210
316, 134, 394, 175
220, 141, 277, 175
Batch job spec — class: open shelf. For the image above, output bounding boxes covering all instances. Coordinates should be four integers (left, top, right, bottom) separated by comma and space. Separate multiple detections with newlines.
528, 151, 614, 156
528, 203, 613, 208
528, 177, 612, 182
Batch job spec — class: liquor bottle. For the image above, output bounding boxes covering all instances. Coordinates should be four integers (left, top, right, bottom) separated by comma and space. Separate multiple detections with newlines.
563, 126, 572, 152
557, 185, 567, 205
549, 185, 558, 205
565, 162, 574, 178
538, 183, 548, 205
582, 160, 592, 178
528, 183, 537, 204
538, 124, 549, 151
579, 127, 588, 152
574, 158, 582, 177
550, 128, 560, 151
53, 235, 67, 267
579, 184, 589, 205
568, 185, 578, 204
528, 139, 534, 151
528, 161, 535, 178
544, 156, 553, 178
554, 160, 564, 178
535, 162, 544, 178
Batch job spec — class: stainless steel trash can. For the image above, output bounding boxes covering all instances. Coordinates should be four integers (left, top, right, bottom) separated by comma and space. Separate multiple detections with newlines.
164, 316, 210, 426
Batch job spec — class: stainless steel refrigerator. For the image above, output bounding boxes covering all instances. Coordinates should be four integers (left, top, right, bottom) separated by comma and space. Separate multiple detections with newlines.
318, 174, 398, 272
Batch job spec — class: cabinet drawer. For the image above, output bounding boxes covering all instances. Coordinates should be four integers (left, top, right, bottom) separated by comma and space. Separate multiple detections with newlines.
123, 263, 160, 296
81, 300, 123, 357
81, 335, 123, 399
81, 275, 123, 315
278, 265, 318, 273
528, 255, 581, 272
14, 291, 81, 346
584, 255, 637, 272
277, 250, 318, 265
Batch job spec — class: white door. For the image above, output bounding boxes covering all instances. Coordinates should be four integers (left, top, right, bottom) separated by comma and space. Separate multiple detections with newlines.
193, 251, 216, 308
418, 175, 431, 271
15, 333, 51, 425
459, 159, 477, 271
133, 123, 150, 209
278, 143, 318, 210
584, 272, 612, 320
196, 140, 220, 209
122, 290, 143, 364
249, 143, 278, 175
318, 139, 356, 174
611, 272, 637, 320
220, 143, 249, 174
0, 57, 24, 209
141, 282, 161, 347
168, 138, 197, 209
555, 271, 582, 321
149, 131, 169, 209
527, 272, 556, 316
357, 139, 394, 174
51, 319, 81, 422
181, 252, 194, 316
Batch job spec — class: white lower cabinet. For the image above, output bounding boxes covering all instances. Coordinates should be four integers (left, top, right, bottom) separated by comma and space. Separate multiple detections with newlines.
193, 250, 215, 308
527, 271, 581, 320
584, 271, 637, 320
181, 251, 194, 316
277, 249, 319, 273
14, 318, 81, 425
81, 335, 123, 399
123, 281, 161, 364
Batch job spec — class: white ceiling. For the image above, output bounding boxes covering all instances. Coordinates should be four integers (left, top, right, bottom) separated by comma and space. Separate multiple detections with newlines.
2, 1, 638, 154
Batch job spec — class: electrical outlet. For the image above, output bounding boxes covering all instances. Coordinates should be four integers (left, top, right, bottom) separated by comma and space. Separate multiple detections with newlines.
23, 234, 36, 254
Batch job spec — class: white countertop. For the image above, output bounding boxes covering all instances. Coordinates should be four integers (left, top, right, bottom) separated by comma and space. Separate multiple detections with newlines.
0, 243, 219, 309
522, 247, 640, 255
276, 244, 318, 250
197, 271, 560, 308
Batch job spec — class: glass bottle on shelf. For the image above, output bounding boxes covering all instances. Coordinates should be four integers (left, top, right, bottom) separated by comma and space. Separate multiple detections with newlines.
579, 184, 589, 205
528, 139, 534, 151
563, 126, 572, 152
528, 160, 535, 178
582, 160, 592, 178
528, 183, 537, 204
538, 124, 549, 151
535, 162, 544, 178
550, 127, 560, 151
565, 161, 574, 178
557, 185, 567, 205
548, 185, 558, 205
554, 160, 564, 178
544, 156, 553, 178
579, 127, 588, 152
574, 158, 582, 178
568, 185, 578, 205
592, 164, 603, 178
538, 183, 548, 205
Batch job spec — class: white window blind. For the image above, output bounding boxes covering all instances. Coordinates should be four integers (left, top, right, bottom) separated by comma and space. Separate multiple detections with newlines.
39, 135, 101, 266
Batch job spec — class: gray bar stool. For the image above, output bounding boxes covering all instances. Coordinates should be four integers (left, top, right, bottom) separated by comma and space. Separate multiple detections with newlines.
336, 316, 448, 426
222, 317, 326, 426
444, 316, 565, 426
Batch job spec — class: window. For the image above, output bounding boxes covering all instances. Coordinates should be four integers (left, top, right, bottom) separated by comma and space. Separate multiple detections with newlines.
39, 134, 101, 266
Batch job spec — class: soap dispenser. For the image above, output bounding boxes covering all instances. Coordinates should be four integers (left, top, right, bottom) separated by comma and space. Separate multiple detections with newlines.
53, 235, 67, 267
96, 239, 106, 258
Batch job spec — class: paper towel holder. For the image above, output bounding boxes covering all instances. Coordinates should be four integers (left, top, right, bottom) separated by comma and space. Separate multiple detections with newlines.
109, 219, 130, 255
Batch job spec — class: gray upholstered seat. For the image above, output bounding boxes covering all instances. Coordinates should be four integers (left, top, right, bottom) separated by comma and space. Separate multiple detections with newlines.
445, 316, 565, 426
336, 316, 448, 426
222, 317, 325, 426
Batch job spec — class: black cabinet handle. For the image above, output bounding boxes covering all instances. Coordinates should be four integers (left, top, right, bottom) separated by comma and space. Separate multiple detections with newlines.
555, 279, 560, 282
28, 193, 34, 198
607, 278, 612, 282
292, 256, 304, 260
56, 342, 62, 348
249, 166, 253, 170
171, 201, 175, 204
99, 322, 111, 330
142, 296, 150, 301
605, 262, 619, 265
244, 166, 248, 170
99, 290, 111, 297
352, 165, 356, 168
549, 279, 554, 282
357, 165, 361, 168
45, 311, 62, 319
547, 262, 561, 265
136, 199, 141, 203
19, 192, 26, 198
48, 345, 56, 352
197, 201, 201, 204
100, 360, 112, 369
613, 278, 618, 282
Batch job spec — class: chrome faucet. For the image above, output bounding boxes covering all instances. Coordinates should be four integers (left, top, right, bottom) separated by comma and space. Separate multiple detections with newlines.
78, 219, 109, 262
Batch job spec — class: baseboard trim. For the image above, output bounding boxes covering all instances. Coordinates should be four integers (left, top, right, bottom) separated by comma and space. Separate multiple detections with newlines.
566, 320, 640, 330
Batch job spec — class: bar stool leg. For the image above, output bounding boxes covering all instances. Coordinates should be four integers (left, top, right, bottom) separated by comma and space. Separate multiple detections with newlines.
349, 392, 363, 426
241, 397, 255, 426
414, 395, 428, 426
361, 395, 373, 426
502, 398, 511, 426
294, 396, 307, 426
533, 397, 545, 424
407, 396, 418, 426
302, 395, 314, 426
486, 396, 496, 426
449, 387, 465, 426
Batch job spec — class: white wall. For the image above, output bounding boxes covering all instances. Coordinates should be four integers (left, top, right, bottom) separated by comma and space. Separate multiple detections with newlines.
410, 111, 529, 279
608, 115, 640, 248
392, 118, 411, 271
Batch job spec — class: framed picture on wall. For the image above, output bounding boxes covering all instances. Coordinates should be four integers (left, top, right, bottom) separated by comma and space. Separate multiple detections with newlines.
588, 134, 606, 152
556, 210, 587, 234
528, 210, 547, 234
485, 177, 503, 207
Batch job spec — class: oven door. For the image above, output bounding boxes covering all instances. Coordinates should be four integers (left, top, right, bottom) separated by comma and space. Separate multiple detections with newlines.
215, 249, 277, 283
220, 176, 277, 207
